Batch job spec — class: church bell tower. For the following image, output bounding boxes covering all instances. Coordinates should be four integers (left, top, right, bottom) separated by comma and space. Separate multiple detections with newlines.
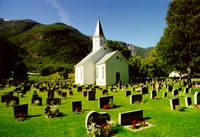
93, 17, 105, 52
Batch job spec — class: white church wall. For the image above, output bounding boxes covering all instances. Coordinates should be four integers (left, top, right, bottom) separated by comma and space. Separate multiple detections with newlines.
75, 66, 84, 85
106, 53, 129, 85
96, 64, 106, 86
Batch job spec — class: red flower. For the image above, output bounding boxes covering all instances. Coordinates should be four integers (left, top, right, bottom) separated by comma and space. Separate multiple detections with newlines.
100, 125, 103, 128
107, 124, 111, 127
132, 124, 136, 126
23, 114, 27, 117
75, 107, 79, 111
103, 105, 110, 109
102, 124, 105, 127
143, 121, 146, 124
15, 114, 18, 116
19, 113, 22, 116
105, 128, 109, 131
80, 110, 83, 112
137, 120, 141, 123
194, 104, 198, 108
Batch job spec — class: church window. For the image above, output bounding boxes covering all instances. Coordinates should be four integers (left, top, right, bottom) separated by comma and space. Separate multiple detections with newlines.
102, 66, 104, 80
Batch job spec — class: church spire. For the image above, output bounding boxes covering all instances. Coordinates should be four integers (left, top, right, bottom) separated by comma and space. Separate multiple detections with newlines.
93, 17, 105, 38
93, 17, 106, 52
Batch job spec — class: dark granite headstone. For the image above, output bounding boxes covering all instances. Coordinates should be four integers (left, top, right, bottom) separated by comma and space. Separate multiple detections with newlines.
46, 98, 61, 105
72, 101, 82, 112
77, 87, 82, 92
87, 90, 95, 101
125, 91, 131, 97
151, 90, 157, 99
98, 96, 113, 109
102, 90, 108, 95
85, 111, 110, 128
62, 92, 67, 98
184, 88, 189, 94
14, 104, 28, 119
194, 92, 200, 105
69, 91, 73, 95
163, 92, 167, 98
83, 91, 87, 97
167, 85, 173, 92
130, 94, 142, 104
172, 89, 178, 96
48, 91, 54, 98
185, 97, 192, 107
141, 87, 148, 95
119, 109, 143, 125
170, 98, 179, 110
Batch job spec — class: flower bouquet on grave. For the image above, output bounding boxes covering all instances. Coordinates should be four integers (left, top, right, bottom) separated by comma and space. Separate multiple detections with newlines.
33, 100, 40, 106
87, 121, 120, 137
131, 120, 148, 129
194, 104, 198, 108
8, 100, 16, 106
15, 113, 27, 121
45, 105, 60, 118
74, 107, 83, 114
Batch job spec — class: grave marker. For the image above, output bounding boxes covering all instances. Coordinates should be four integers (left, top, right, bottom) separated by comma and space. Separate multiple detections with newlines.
141, 87, 148, 95
85, 111, 110, 128
14, 104, 28, 120
119, 109, 143, 125
102, 90, 108, 95
151, 90, 157, 99
48, 91, 54, 98
98, 96, 113, 109
172, 89, 178, 96
72, 101, 82, 112
130, 94, 142, 104
194, 92, 200, 105
163, 92, 167, 98
7, 96, 19, 106
87, 90, 96, 101
125, 91, 131, 97
170, 98, 179, 110
184, 88, 189, 94
46, 98, 61, 105
185, 97, 192, 107
82, 91, 87, 97
62, 92, 67, 98
32, 96, 42, 105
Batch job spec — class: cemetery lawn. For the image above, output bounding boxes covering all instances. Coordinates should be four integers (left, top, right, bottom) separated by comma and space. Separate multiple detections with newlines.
0, 84, 200, 137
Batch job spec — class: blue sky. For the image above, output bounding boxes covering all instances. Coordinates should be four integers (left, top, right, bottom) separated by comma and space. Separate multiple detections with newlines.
0, 0, 171, 48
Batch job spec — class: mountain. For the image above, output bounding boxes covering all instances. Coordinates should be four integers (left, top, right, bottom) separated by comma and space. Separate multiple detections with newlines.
0, 18, 153, 74
0, 18, 92, 73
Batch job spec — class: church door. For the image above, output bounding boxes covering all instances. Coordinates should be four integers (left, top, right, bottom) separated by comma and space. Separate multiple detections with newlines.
116, 72, 120, 84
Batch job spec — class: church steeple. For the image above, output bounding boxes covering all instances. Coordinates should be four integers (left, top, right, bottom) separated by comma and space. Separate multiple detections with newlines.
93, 17, 106, 52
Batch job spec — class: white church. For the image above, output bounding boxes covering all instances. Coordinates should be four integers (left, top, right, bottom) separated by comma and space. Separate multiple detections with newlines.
74, 18, 129, 86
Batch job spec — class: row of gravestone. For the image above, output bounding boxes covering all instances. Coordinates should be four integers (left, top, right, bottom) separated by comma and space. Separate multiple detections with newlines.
170, 92, 200, 110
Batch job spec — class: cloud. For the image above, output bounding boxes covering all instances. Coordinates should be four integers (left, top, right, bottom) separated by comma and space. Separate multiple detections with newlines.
47, 0, 71, 25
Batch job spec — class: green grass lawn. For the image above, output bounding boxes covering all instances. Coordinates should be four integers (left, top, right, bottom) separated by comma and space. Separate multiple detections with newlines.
0, 83, 200, 137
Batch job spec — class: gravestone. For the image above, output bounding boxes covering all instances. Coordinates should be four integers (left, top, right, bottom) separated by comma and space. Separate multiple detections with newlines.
7, 96, 19, 106
87, 90, 95, 101
9, 91, 13, 96
125, 91, 131, 97
98, 96, 113, 109
58, 91, 62, 95
1, 94, 12, 103
14, 104, 28, 119
170, 98, 179, 110
119, 109, 143, 125
82, 91, 87, 97
194, 92, 200, 105
102, 90, 108, 95
46, 98, 61, 105
151, 90, 157, 99
184, 88, 189, 94
72, 101, 82, 112
185, 97, 192, 107
77, 87, 82, 92
32, 96, 42, 105
85, 111, 110, 128
130, 94, 142, 104
141, 87, 148, 95
62, 92, 67, 98
172, 89, 178, 96
167, 85, 173, 92
48, 91, 54, 98
178, 87, 182, 91
69, 91, 73, 95
163, 92, 167, 98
